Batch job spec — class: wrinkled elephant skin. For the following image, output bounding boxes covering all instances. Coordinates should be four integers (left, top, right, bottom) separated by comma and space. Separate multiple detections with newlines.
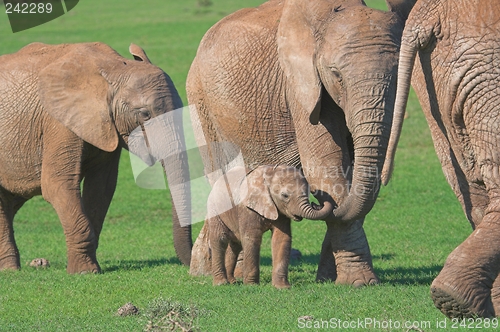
383, 0, 500, 319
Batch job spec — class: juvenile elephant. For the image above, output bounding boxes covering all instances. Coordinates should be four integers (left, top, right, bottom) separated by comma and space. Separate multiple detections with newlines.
187, 0, 416, 285
382, 0, 500, 318
0, 42, 191, 273
207, 166, 333, 289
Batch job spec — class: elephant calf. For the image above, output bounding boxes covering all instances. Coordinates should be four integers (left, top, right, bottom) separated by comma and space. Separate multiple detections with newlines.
0, 42, 185, 274
207, 165, 333, 288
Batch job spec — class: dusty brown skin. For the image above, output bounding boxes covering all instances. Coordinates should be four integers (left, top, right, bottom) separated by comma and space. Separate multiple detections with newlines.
382, 0, 500, 319
207, 166, 333, 289
187, 0, 416, 286
0, 42, 191, 273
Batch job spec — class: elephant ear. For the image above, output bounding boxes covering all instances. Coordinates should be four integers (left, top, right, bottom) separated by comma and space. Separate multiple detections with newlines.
38, 46, 118, 152
277, 0, 364, 125
385, 0, 417, 22
244, 167, 279, 221
129, 43, 152, 63
277, 0, 322, 125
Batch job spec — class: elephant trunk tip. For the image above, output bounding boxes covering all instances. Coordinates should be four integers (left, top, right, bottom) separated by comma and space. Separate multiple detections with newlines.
302, 192, 335, 221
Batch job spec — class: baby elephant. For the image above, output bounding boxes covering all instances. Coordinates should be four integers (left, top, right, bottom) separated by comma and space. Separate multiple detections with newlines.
0, 42, 184, 274
207, 165, 333, 288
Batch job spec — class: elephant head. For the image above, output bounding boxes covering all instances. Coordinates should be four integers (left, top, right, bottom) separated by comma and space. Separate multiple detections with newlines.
246, 165, 334, 221
277, 0, 416, 222
38, 42, 192, 265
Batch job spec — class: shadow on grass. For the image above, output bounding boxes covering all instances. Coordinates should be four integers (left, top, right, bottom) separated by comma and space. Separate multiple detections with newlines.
375, 265, 443, 286
261, 252, 443, 286
372, 253, 396, 261
102, 257, 184, 272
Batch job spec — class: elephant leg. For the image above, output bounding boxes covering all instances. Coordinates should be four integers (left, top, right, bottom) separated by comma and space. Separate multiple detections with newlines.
241, 229, 263, 285
325, 218, 379, 287
0, 192, 25, 270
207, 217, 229, 285
189, 222, 213, 276
270, 216, 292, 289
225, 241, 242, 284
233, 250, 244, 279
41, 138, 99, 274
316, 225, 337, 282
45, 185, 100, 274
81, 149, 121, 248
431, 211, 500, 318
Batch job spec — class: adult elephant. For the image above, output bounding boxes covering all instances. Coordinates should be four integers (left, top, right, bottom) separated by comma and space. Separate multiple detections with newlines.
382, 0, 500, 318
0, 42, 191, 273
187, 0, 416, 285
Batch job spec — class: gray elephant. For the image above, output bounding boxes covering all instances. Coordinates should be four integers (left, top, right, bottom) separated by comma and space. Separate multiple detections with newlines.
207, 165, 333, 289
0, 42, 191, 273
187, 0, 416, 286
382, 0, 500, 319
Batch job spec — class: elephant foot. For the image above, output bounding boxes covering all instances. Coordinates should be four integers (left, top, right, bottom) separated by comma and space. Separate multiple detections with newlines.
431, 275, 494, 318
336, 264, 379, 287
66, 252, 100, 274
319, 219, 379, 286
317, 258, 380, 286
0, 255, 20, 271
272, 278, 291, 289
430, 215, 500, 318
212, 276, 229, 286
431, 284, 475, 319
243, 280, 259, 286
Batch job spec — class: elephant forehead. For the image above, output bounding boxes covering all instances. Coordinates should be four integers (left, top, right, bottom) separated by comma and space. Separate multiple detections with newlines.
122, 74, 175, 109
330, 7, 399, 33
319, 23, 400, 73
272, 168, 308, 191
126, 71, 169, 94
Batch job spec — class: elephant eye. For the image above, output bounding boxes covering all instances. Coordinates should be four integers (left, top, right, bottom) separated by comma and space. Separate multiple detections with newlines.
138, 109, 151, 121
330, 66, 343, 85
327, 66, 345, 106
281, 192, 290, 199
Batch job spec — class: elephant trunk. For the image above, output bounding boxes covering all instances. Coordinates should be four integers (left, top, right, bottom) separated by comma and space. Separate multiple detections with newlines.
332, 79, 395, 222
381, 39, 418, 185
297, 195, 334, 220
165, 159, 192, 266
160, 107, 193, 266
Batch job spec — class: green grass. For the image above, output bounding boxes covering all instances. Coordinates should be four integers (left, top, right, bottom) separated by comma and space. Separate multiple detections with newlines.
0, 0, 475, 331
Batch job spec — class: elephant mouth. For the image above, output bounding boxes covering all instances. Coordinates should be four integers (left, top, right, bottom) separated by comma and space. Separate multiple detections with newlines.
292, 215, 303, 222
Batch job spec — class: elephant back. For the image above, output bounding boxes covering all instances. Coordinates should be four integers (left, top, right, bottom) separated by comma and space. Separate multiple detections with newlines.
187, 0, 299, 169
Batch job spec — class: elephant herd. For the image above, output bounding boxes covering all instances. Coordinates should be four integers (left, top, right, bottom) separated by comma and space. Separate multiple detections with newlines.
0, 0, 498, 320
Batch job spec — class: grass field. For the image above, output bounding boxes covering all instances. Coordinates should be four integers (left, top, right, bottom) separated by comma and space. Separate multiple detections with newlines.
0, 1, 475, 331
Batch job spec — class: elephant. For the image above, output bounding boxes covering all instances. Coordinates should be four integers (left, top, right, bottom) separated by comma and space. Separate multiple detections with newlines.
207, 165, 333, 288
382, 0, 500, 318
186, 0, 416, 286
0, 42, 192, 273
